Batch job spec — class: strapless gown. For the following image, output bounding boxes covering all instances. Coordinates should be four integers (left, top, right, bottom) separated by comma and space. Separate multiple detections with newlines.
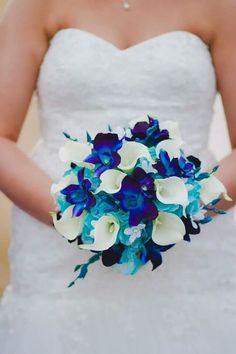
1, 29, 236, 354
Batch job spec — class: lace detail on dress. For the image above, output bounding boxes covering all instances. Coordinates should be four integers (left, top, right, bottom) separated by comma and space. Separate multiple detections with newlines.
35, 30, 216, 161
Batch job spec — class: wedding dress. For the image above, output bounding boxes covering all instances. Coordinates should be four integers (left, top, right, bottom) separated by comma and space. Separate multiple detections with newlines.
1, 29, 236, 354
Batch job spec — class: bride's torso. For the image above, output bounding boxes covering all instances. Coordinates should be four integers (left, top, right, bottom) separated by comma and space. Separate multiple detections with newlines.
9, 19, 227, 298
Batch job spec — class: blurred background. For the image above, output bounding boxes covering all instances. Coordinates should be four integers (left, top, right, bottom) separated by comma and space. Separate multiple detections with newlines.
0, 0, 234, 296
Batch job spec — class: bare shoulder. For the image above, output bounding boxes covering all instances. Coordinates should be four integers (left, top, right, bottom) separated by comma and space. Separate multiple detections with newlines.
206, 0, 236, 43
0, 0, 62, 41
0, 0, 60, 141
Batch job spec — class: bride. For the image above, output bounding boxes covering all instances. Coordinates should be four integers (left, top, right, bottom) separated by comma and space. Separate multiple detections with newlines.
0, 0, 236, 353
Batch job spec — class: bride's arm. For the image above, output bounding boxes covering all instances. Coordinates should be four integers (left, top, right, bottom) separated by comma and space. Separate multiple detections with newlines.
208, 1, 236, 212
0, 0, 56, 226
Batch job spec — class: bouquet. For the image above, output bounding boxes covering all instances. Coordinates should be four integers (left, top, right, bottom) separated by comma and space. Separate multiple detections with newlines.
50, 115, 231, 287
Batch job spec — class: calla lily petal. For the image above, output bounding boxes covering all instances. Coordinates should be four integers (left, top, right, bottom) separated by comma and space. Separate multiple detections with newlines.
95, 169, 126, 194
155, 176, 189, 206
59, 140, 92, 167
152, 211, 185, 246
199, 175, 232, 205
156, 139, 181, 159
51, 205, 86, 241
118, 141, 153, 171
79, 215, 120, 251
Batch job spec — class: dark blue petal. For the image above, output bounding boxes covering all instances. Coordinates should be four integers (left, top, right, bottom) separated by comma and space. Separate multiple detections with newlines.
61, 184, 79, 195
72, 204, 85, 217
158, 244, 175, 252
133, 167, 147, 181
132, 121, 149, 138
129, 210, 143, 226
77, 168, 85, 182
149, 250, 162, 271
93, 133, 121, 151
187, 155, 201, 168
87, 193, 96, 208
94, 164, 107, 178
101, 243, 125, 267
110, 151, 121, 167
120, 175, 140, 194
184, 234, 191, 242
142, 200, 159, 221
181, 215, 200, 235
83, 178, 92, 190
84, 153, 101, 164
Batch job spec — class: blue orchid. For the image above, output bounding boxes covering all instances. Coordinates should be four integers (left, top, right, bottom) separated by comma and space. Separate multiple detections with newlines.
113, 167, 158, 226
126, 115, 169, 147
144, 239, 175, 270
181, 214, 201, 242
60, 168, 96, 217
153, 150, 197, 178
84, 133, 123, 177
101, 243, 125, 267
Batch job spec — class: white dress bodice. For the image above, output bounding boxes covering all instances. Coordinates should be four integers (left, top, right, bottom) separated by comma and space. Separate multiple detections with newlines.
1, 29, 236, 354
33, 29, 217, 181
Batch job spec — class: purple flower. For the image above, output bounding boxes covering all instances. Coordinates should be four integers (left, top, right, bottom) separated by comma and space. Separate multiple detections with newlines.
113, 167, 158, 226
60, 168, 95, 217
153, 150, 196, 178
126, 115, 169, 147
84, 133, 122, 177
131, 167, 157, 200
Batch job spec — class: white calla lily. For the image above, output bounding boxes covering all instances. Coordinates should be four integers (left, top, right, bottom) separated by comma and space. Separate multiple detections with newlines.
199, 174, 232, 205
50, 173, 77, 202
156, 139, 182, 159
118, 141, 153, 171
79, 215, 120, 251
155, 177, 189, 206
159, 120, 183, 144
59, 140, 92, 167
51, 205, 86, 241
152, 212, 186, 246
95, 169, 126, 194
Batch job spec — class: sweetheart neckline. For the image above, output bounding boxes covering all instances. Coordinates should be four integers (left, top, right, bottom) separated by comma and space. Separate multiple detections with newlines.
49, 28, 210, 53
